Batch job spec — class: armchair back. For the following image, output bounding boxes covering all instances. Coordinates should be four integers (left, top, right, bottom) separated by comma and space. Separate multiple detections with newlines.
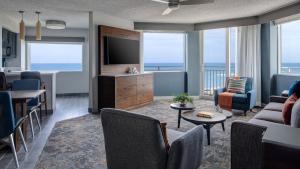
101, 108, 167, 169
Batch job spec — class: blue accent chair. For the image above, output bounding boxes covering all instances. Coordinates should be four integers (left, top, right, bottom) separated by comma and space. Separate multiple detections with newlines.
0, 91, 28, 168
21, 71, 48, 117
12, 79, 41, 138
214, 77, 256, 116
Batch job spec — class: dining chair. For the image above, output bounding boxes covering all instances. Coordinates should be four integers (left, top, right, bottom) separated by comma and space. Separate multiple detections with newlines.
21, 71, 48, 119
0, 91, 28, 168
0, 72, 9, 90
12, 79, 41, 138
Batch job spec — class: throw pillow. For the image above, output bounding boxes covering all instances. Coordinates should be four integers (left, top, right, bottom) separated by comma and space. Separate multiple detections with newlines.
282, 93, 298, 125
227, 78, 247, 94
288, 81, 300, 97
160, 122, 170, 151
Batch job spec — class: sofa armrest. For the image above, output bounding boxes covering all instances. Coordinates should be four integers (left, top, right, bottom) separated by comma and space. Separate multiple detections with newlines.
167, 126, 203, 169
247, 89, 256, 109
214, 87, 226, 106
231, 121, 267, 169
270, 95, 288, 103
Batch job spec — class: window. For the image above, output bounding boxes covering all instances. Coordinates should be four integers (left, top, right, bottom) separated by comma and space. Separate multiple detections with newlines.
202, 27, 237, 96
143, 32, 186, 71
279, 20, 300, 74
27, 42, 83, 71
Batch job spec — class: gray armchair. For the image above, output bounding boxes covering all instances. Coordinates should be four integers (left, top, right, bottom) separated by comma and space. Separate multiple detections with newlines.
101, 108, 204, 169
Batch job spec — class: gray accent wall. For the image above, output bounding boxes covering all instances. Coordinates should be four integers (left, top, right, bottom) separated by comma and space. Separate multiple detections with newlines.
261, 23, 278, 104
153, 71, 185, 96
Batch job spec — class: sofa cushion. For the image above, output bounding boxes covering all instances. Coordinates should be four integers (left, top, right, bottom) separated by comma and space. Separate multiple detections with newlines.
232, 94, 248, 104
248, 118, 286, 128
254, 110, 284, 124
291, 99, 300, 128
264, 102, 283, 112
282, 94, 298, 125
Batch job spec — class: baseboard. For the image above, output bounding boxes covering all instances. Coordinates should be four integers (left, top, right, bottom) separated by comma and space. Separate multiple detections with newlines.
88, 107, 100, 114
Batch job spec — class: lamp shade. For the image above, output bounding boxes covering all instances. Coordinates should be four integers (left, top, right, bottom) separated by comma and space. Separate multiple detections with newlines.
46, 20, 66, 30
35, 12, 42, 40
19, 19, 25, 40
19, 11, 25, 40
36, 20, 41, 40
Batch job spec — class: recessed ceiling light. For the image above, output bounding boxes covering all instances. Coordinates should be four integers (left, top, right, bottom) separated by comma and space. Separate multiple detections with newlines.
46, 20, 66, 30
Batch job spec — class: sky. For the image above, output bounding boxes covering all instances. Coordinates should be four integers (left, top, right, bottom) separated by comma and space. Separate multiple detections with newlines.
30, 43, 82, 64
143, 33, 185, 63
281, 20, 300, 63
143, 29, 237, 64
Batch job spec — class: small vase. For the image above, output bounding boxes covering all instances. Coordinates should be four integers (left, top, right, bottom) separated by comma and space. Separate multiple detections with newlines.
180, 103, 186, 107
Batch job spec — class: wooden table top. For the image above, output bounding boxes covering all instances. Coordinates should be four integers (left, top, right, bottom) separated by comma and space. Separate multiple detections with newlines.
170, 103, 195, 110
9, 90, 46, 100
181, 111, 227, 125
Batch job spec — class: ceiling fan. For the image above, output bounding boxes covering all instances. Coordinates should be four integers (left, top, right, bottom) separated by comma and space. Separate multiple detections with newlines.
152, 0, 214, 15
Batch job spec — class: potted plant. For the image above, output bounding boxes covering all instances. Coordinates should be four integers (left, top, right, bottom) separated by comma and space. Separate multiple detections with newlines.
173, 93, 193, 107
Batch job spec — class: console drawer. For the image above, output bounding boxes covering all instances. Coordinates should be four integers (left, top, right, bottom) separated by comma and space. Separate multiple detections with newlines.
137, 92, 153, 104
116, 76, 137, 88
116, 96, 137, 109
116, 85, 137, 99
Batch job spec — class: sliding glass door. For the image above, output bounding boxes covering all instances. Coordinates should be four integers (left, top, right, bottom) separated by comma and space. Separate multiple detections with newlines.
201, 27, 237, 97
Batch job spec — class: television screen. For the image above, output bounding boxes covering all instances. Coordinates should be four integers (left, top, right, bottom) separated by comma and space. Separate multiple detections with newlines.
104, 36, 140, 65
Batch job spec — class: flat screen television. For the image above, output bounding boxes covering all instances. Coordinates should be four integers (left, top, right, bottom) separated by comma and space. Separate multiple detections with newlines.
104, 36, 140, 65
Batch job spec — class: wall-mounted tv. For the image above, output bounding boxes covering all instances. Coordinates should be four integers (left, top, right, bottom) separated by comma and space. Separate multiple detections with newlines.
104, 36, 140, 65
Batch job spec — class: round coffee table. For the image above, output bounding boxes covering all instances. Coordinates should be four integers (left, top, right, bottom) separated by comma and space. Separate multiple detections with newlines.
181, 111, 226, 145
170, 103, 195, 128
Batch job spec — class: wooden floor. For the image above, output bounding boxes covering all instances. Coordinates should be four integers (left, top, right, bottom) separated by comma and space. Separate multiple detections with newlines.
0, 95, 89, 169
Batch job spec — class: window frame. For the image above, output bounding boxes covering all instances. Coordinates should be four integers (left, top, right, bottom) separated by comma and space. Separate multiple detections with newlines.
278, 20, 300, 75
142, 32, 187, 72
200, 27, 238, 97
26, 41, 84, 72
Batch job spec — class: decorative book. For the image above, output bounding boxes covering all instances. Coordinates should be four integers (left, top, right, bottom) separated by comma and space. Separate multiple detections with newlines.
197, 112, 214, 118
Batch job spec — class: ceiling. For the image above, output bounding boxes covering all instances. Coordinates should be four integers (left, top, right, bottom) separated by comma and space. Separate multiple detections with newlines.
0, 0, 298, 28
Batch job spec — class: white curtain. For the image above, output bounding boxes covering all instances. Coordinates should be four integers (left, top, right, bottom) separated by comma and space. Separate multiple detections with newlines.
237, 25, 261, 105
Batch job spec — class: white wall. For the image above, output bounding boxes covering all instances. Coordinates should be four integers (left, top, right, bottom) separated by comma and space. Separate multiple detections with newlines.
26, 27, 89, 94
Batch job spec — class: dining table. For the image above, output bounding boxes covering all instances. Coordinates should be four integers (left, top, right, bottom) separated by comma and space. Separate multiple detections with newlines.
9, 90, 46, 150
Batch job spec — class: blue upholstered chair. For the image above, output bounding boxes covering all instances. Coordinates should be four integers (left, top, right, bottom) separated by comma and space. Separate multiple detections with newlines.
12, 79, 41, 138
214, 77, 256, 116
101, 108, 204, 169
0, 91, 28, 168
21, 71, 48, 118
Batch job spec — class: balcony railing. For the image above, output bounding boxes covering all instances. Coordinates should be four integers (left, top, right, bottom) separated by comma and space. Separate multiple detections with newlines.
281, 67, 300, 74
144, 65, 184, 71
203, 68, 226, 96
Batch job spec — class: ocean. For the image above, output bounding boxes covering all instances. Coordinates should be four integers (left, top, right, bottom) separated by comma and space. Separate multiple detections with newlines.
31, 63, 82, 71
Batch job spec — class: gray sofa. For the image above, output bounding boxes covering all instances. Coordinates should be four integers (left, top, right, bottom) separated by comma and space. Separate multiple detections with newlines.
101, 108, 204, 169
231, 95, 300, 169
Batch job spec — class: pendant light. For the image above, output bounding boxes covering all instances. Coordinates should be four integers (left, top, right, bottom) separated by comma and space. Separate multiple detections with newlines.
19, 11, 25, 40
35, 11, 42, 40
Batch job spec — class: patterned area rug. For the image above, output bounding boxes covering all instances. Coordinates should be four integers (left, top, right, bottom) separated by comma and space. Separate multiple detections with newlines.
35, 99, 256, 169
